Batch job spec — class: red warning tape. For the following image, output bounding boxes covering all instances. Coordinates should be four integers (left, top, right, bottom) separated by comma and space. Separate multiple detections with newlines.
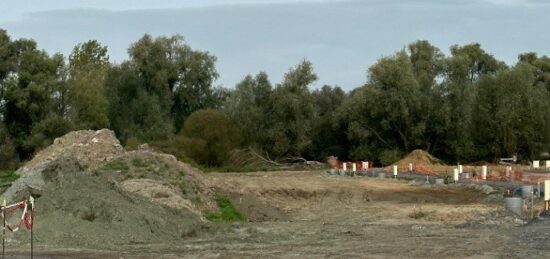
1, 198, 35, 232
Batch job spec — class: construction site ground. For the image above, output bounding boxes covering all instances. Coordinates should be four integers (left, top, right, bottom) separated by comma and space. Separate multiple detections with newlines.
8, 170, 550, 258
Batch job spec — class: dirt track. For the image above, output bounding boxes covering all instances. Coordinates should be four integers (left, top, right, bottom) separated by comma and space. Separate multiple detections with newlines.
7, 170, 550, 258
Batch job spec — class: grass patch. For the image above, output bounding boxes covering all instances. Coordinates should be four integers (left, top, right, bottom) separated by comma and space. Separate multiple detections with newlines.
205, 196, 245, 223
100, 160, 129, 171
131, 158, 147, 168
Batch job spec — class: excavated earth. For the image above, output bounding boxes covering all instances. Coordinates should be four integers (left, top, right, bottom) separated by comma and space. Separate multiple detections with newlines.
2, 130, 550, 258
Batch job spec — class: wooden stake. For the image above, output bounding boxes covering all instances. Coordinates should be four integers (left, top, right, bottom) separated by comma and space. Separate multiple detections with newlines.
30, 204, 34, 259
2, 209, 4, 259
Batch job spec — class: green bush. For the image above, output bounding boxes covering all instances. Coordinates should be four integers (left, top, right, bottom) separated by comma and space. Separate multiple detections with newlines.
180, 109, 241, 167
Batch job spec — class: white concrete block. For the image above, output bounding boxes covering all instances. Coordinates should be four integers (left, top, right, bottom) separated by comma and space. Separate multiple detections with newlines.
533, 160, 540, 168
453, 168, 459, 182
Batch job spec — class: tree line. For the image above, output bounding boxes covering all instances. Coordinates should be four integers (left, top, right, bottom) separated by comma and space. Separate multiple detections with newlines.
1, 28, 549, 169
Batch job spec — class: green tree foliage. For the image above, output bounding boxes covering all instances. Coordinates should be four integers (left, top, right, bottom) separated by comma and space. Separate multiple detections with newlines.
408, 41, 448, 155
518, 52, 550, 91
2, 26, 550, 167
105, 62, 173, 142
266, 60, 317, 157
105, 34, 219, 143
67, 40, 110, 130
339, 51, 427, 160
0, 29, 17, 81
441, 43, 506, 162
2, 37, 70, 159
225, 72, 272, 148
0, 122, 17, 169
309, 85, 347, 160
180, 109, 241, 167
472, 64, 550, 160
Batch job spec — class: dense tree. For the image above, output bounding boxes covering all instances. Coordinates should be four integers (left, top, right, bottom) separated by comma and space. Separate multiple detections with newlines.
106, 34, 220, 143
440, 43, 506, 162
518, 52, 550, 92
105, 62, 173, 143
0, 29, 17, 81
68, 40, 110, 129
309, 85, 347, 160
472, 64, 550, 160
266, 60, 317, 157
225, 72, 272, 149
341, 51, 427, 161
2, 38, 69, 159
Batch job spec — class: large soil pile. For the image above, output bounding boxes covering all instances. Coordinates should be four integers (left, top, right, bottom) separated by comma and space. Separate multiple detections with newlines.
394, 149, 444, 168
17, 129, 124, 175
2, 129, 215, 249
11, 158, 201, 249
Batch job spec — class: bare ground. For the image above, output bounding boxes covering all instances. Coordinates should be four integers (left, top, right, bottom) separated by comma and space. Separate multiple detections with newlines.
7, 170, 550, 258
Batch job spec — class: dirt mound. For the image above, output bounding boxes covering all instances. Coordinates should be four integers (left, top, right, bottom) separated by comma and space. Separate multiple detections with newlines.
394, 149, 444, 168
17, 129, 123, 175
97, 149, 217, 213
11, 158, 201, 249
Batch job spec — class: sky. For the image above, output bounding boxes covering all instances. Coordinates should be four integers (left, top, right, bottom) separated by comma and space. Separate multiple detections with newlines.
1, 0, 549, 90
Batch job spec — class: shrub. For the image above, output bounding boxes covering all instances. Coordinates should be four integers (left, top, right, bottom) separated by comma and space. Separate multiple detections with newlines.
409, 206, 427, 219
179, 109, 241, 167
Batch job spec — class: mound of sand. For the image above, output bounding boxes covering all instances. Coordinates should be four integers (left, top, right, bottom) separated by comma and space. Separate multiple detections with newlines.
17, 129, 124, 175
394, 149, 444, 168
10, 158, 201, 248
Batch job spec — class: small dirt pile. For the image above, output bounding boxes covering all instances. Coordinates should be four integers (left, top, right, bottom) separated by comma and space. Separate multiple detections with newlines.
395, 150, 443, 168
11, 158, 201, 249
17, 129, 124, 175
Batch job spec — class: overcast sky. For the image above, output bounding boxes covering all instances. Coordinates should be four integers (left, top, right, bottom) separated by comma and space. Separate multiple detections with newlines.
1, 0, 549, 89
